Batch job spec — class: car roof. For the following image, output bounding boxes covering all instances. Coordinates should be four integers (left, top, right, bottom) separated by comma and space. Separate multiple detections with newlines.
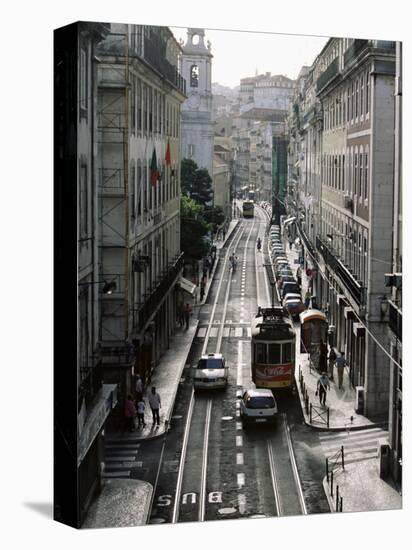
244, 388, 275, 398
284, 293, 302, 299
200, 353, 223, 360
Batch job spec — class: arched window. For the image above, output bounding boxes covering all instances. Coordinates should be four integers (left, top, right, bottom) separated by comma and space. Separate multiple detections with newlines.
359, 149, 363, 198
364, 147, 369, 200
190, 64, 199, 87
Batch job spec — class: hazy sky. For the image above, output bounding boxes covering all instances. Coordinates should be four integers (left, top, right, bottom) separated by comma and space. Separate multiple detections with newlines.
171, 26, 329, 88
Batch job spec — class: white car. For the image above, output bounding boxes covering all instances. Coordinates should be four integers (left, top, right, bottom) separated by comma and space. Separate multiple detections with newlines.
238, 389, 278, 427
193, 353, 228, 390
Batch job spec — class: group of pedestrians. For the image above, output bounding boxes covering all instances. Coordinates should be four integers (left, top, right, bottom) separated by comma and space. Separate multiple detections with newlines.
124, 376, 162, 431
316, 346, 348, 406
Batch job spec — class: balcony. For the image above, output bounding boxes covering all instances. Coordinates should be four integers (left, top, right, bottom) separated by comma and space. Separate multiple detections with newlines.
344, 39, 369, 68
296, 223, 316, 259
316, 58, 340, 93
316, 236, 364, 306
388, 300, 402, 342
134, 252, 184, 333
144, 34, 186, 95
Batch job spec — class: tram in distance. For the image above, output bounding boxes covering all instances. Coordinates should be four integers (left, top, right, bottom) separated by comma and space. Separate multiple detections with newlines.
242, 199, 254, 218
251, 306, 296, 391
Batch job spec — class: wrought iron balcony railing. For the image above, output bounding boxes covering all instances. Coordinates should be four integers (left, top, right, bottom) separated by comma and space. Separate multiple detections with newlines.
344, 39, 369, 68
316, 57, 340, 93
134, 252, 184, 333
316, 236, 364, 306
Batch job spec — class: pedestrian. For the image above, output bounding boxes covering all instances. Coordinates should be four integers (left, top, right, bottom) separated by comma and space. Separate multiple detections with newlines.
296, 266, 302, 287
319, 339, 328, 373
148, 386, 161, 425
184, 302, 192, 330
316, 372, 330, 406
200, 282, 205, 301
335, 353, 347, 389
124, 394, 136, 432
135, 374, 144, 401
136, 397, 146, 428
289, 239, 293, 250
304, 289, 311, 309
328, 347, 337, 381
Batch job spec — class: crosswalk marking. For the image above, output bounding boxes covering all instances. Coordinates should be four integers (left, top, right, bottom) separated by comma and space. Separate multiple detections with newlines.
235, 327, 243, 337
103, 436, 140, 480
319, 427, 389, 465
197, 327, 207, 338
210, 327, 218, 338
196, 325, 252, 339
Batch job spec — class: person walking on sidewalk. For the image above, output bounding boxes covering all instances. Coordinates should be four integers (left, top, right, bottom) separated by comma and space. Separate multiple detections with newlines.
319, 339, 328, 373
336, 353, 347, 389
184, 302, 192, 330
135, 374, 144, 402
124, 395, 136, 432
328, 347, 337, 381
317, 372, 330, 406
200, 280, 205, 301
148, 386, 161, 425
296, 265, 302, 287
136, 397, 146, 428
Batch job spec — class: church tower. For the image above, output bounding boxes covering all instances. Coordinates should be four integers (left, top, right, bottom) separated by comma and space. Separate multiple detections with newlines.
180, 28, 213, 177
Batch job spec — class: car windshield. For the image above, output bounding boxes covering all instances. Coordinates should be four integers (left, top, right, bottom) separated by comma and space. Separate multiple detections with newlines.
198, 358, 224, 369
246, 396, 275, 409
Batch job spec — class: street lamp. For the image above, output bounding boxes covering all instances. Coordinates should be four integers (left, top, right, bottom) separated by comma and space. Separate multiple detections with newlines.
78, 280, 117, 294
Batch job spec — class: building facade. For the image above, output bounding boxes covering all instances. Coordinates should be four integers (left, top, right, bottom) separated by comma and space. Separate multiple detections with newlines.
180, 28, 214, 176
287, 38, 399, 421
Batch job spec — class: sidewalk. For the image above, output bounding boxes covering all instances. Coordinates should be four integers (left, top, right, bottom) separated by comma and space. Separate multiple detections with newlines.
279, 220, 401, 513
84, 217, 240, 527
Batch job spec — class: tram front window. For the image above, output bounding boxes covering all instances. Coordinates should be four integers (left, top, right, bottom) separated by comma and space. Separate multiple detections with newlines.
268, 343, 281, 364
256, 343, 266, 363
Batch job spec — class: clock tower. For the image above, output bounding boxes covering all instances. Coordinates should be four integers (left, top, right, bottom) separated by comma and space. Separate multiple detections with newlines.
180, 28, 213, 177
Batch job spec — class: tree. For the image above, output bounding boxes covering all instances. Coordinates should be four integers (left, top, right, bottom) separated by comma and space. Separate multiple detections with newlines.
203, 205, 225, 235
180, 195, 210, 261
181, 158, 213, 206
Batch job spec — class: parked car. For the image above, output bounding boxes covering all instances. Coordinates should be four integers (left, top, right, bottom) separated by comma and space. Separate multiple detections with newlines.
282, 282, 301, 298
278, 275, 296, 289
283, 296, 305, 319
274, 256, 288, 266
238, 388, 278, 427
193, 353, 228, 390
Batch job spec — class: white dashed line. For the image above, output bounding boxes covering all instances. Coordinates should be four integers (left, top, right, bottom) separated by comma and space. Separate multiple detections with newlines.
236, 435, 243, 447
237, 473, 245, 488
237, 453, 244, 465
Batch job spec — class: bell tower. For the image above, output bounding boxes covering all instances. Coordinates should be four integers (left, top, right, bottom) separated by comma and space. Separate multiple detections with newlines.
180, 28, 213, 177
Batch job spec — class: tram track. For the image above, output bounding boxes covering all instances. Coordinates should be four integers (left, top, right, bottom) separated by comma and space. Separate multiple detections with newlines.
152, 208, 307, 524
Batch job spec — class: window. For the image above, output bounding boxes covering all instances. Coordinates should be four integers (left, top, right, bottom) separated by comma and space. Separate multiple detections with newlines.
360, 75, 364, 116
131, 77, 136, 133
79, 163, 88, 236
136, 79, 142, 131
355, 79, 359, 118
148, 86, 153, 132
190, 64, 199, 87
130, 164, 136, 220
268, 343, 281, 364
80, 48, 87, 111
359, 152, 363, 198
255, 343, 267, 363
153, 89, 157, 133
364, 151, 369, 200
342, 154, 345, 191
188, 144, 195, 158
137, 162, 142, 217
351, 82, 354, 121
366, 72, 370, 114
354, 152, 358, 195
143, 84, 147, 132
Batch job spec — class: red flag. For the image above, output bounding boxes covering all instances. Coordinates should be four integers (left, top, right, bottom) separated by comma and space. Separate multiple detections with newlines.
150, 147, 159, 187
165, 139, 171, 166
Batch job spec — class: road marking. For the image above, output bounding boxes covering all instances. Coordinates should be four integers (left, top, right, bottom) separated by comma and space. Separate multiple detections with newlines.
210, 327, 218, 338
237, 473, 245, 488
236, 453, 244, 465
223, 327, 230, 337
238, 494, 247, 515
236, 435, 243, 447
104, 456, 136, 462
247, 327, 251, 338
235, 327, 243, 338
197, 327, 207, 338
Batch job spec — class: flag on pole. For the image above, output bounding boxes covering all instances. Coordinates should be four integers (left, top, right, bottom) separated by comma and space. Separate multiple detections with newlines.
150, 147, 159, 187
165, 139, 171, 166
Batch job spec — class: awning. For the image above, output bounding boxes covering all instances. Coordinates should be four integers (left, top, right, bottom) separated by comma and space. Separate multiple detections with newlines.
283, 216, 296, 226
178, 276, 196, 296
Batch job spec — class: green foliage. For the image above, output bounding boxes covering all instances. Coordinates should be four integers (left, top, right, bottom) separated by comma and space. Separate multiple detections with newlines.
180, 196, 210, 260
203, 205, 225, 234
181, 158, 213, 206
